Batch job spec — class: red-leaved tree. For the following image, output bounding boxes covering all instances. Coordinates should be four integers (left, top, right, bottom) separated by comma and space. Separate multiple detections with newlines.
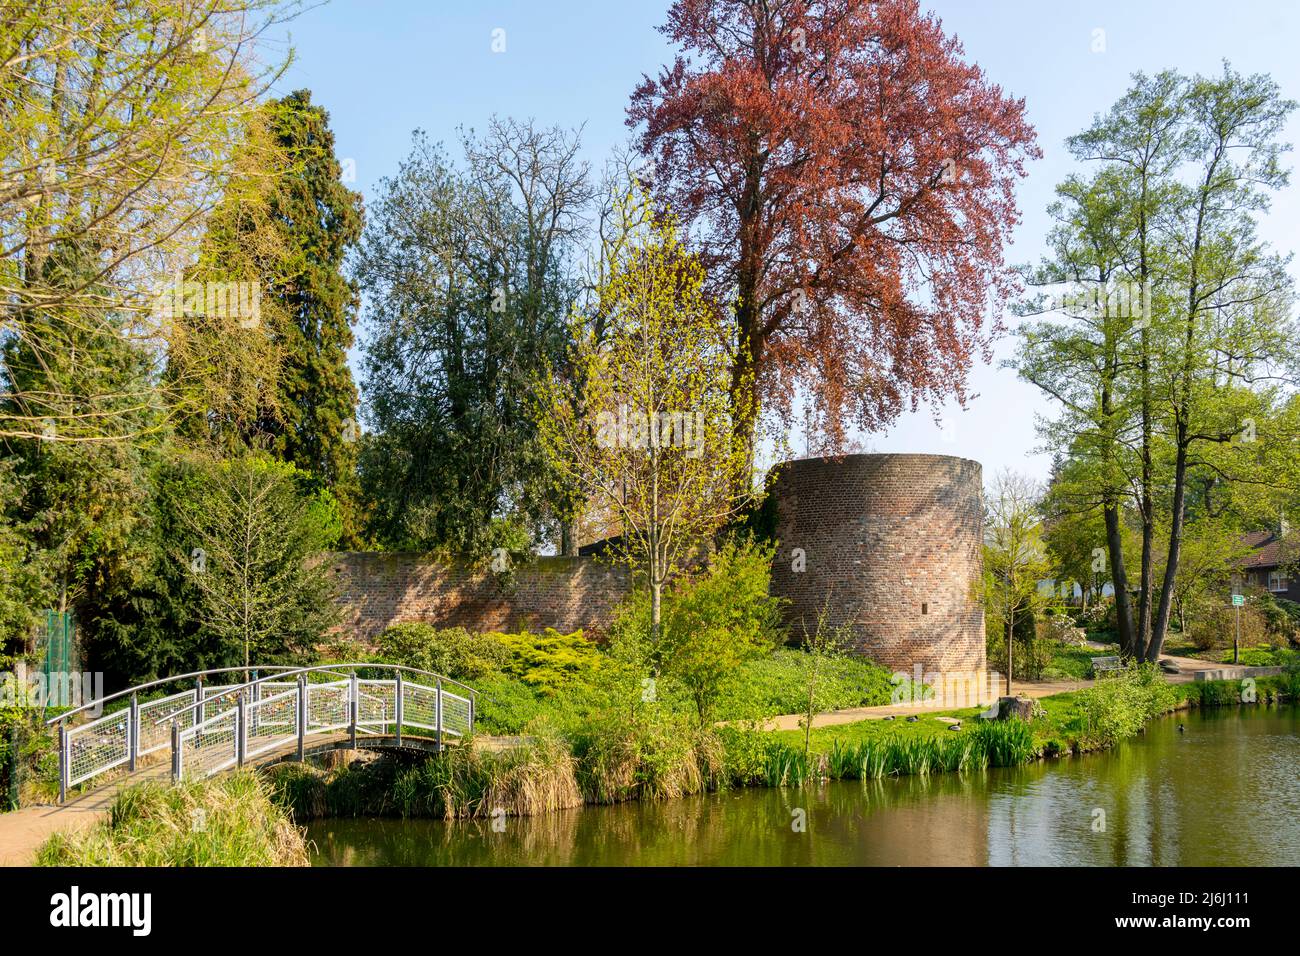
628, 0, 1039, 465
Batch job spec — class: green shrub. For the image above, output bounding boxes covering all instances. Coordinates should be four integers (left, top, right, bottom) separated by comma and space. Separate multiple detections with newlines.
471, 673, 550, 734
1259, 594, 1300, 645
1217, 646, 1299, 667
0, 707, 58, 810
488, 628, 602, 694
1077, 664, 1177, 746
36, 772, 308, 866
761, 741, 814, 787
375, 623, 510, 681
717, 724, 773, 785
655, 536, 786, 723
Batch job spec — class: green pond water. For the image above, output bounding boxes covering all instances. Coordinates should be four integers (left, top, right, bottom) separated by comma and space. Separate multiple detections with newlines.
306, 705, 1300, 866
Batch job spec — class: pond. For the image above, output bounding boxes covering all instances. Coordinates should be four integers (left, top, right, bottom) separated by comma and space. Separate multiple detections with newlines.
306, 704, 1300, 866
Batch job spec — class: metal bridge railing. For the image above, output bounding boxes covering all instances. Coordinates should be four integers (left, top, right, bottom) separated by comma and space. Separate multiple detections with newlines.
48, 663, 477, 801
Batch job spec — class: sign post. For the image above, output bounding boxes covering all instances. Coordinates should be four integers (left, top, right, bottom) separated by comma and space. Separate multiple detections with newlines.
1231, 592, 1245, 664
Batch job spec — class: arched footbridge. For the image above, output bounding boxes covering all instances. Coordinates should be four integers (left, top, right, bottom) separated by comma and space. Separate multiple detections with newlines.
46, 664, 478, 803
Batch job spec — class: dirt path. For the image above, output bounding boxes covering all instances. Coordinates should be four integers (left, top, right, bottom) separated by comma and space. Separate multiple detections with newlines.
0, 786, 123, 866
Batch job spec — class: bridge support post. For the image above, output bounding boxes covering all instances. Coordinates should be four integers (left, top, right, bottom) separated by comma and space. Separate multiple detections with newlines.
468, 693, 474, 736
171, 723, 181, 783
349, 673, 358, 750
235, 692, 246, 767
58, 724, 68, 804
196, 676, 204, 726
435, 678, 442, 751
395, 672, 403, 746
251, 670, 259, 737
296, 676, 306, 761
128, 692, 139, 772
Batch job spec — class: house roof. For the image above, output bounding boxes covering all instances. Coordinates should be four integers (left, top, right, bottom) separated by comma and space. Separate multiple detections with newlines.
1238, 531, 1283, 570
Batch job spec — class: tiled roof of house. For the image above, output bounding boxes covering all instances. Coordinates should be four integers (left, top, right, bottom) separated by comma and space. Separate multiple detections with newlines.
1238, 531, 1283, 569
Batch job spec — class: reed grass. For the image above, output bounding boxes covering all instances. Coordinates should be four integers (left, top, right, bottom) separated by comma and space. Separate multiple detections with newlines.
761, 718, 1034, 787
388, 735, 583, 820
36, 771, 309, 866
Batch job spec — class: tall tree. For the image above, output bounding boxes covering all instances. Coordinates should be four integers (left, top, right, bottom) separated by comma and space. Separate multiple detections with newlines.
628, 0, 1039, 475
165, 105, 293, 455
534, 192, 751, 648
0, 0, 300, 443
253, 91, 363, 541
1017, 67, 1299, 662
982, 470, 1049, 695
175, 452, 340, 669
1, 237, 157, 636
355, 122, 589, 553
1014, 167, 1146, 655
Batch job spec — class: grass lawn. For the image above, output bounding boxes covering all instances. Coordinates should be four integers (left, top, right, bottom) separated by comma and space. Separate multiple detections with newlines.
769, 706, 987, 753
1214, 646, 1299, 667
1045, 641, 1118, 680
768, 687, 1139, 759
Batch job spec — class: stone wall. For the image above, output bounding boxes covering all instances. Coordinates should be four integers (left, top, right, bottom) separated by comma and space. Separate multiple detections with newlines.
768, 453, 986, 677
326, 552, 630, 645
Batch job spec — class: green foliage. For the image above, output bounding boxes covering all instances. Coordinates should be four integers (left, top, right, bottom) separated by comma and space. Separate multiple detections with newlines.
36, 772, 308, 866
0, 706, 58, 810
1076, 664, 1179, 747
469, 673, 553, 735
375, 623, 511, 682
755, 718, 1034, 785
970, 719, 1037, 767
355, 122, 585, 552
0, 462, 43, 652
1217, 646, 1299, 667
1257, 594, 1300, 646
715, 649, 897, 721
570, 710, 726, 803
258, 91, 364, 542
2, 239, 159, 646
489, 628, 602, 694
171, 452, 340, 669
612, 536, 785, 722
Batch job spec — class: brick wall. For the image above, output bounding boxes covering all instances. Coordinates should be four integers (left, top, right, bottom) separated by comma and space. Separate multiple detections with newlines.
328, 453, 986, 676
769, 453, 986, 677
327, 552, 630, 645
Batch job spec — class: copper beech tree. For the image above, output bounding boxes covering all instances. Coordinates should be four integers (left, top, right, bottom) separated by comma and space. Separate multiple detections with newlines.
628, 0, 1039, 463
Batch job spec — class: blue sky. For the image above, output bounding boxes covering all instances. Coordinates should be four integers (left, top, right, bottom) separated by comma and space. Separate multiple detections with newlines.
269, 0, 1300, 482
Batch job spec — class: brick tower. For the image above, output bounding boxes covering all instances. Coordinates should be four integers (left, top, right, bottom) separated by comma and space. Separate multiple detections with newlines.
769, 453, 986, 677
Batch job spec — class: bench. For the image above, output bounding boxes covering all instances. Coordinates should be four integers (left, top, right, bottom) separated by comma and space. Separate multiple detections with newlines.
1091, 655, 1122, 675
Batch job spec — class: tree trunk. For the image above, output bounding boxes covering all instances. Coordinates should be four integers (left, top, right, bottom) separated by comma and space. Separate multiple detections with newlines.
1151, 423, 1192, 662
1104, 499, 1136, 654
1005, 606, 1015, 696
730, 149, 765, 498
560, 519, 578, 556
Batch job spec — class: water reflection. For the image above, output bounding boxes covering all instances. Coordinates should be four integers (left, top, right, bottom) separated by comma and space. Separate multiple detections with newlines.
307, 705, 1299, 866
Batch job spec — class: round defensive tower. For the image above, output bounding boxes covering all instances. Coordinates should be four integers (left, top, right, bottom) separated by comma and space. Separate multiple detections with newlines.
769, 453, 986, 677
